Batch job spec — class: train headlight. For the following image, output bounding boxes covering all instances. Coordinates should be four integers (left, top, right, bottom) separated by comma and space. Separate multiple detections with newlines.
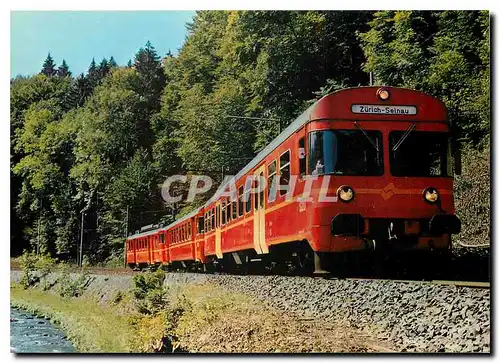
423, 187, 439, 203
377, 88, 390, 100
338, 186, 354, 202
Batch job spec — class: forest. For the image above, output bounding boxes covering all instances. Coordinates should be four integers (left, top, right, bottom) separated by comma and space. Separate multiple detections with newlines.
10, 10, 490, 264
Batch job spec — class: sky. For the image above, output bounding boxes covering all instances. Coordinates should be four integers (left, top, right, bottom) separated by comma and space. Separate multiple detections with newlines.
10, 11, 196, 78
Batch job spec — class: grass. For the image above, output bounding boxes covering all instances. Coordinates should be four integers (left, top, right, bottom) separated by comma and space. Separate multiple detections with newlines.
11, 283, 134, 353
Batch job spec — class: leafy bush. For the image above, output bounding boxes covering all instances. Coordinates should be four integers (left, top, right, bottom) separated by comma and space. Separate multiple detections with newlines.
18, 251, 55, 289
129, 271, 192, 352
132, 270, 168, 315
127, 314, 171, 353
57, 264, 90, 298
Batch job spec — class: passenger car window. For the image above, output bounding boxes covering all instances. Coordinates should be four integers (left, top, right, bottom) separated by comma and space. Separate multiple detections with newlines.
279, 150, 291, 196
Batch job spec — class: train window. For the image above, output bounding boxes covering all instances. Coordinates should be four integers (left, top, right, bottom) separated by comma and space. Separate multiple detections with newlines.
309, 130, 383, 176
254, 179, 258, 211
226, 199, 231, 223
238, 186, 244, 217
216, 205, 220, 228
198, 216, 204, 234
160, 234, 164, 244
268, 160, 277, 202
389, 131, 449, 177
222, 201, 226, 225
299, 137, 306, 177
232, 199, 237, 220
211, 208, 215, 230
259, 171, 265, 208
279, 150, 291, 196
205, 213, 208, 232
244, 181, 251, 214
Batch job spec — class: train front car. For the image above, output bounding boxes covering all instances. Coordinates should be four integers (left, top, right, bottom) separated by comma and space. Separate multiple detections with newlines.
306, 87, 461, 272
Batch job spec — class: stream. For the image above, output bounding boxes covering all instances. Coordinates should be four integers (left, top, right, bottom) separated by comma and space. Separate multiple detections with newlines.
10, 307, 76, 353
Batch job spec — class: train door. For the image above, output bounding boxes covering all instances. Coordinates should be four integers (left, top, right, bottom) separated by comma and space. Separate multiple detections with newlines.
160, 231, 167, 264
148, 235, 153, 264
254, 165, 268, 254
215, 201, 223, 259
133, 239, 137, 264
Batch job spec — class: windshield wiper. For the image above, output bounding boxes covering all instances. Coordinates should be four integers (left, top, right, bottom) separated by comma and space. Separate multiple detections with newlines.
354, 122, 379, 152
392, 123, 416, 152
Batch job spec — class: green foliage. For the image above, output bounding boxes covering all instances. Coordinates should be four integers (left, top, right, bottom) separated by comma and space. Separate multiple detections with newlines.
57, 60, 71, 78
132, 270, 168, 315
57, 264, 90, 298
41, 53, 57, 77
359, 10, 490, 143
18, 251, 56, 289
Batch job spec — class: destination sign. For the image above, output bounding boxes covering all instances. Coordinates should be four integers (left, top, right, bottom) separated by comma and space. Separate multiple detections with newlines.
351, 104, 417, 115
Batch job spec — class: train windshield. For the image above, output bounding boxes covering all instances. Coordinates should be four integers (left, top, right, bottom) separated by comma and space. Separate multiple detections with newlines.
309, 130, 383, 176
389, 131, 450, 177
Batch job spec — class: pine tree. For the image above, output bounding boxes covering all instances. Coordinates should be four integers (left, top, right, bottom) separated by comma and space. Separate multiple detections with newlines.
98, 58, 110, 79
134, 41, 166, 112
66, 73, 92, 108
87, 58, 100, 87
108, 56, 118, 68
41, 53, 57, 77
57, 59, 71, 78
127, 59, 133, 68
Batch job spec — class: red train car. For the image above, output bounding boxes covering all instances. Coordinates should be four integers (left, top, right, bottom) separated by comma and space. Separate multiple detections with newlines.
127, 86, 461, 273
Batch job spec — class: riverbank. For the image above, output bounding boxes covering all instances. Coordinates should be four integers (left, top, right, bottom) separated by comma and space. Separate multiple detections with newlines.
10, 270, 392, 353
11, 283, 134, 352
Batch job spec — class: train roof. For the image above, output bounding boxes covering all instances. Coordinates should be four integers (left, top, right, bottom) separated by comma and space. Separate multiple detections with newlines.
205, 100, 316, 205
127, 207, 203, 239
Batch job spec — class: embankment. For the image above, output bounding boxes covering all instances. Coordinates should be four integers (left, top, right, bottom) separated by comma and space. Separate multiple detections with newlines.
10, 270, 392, 353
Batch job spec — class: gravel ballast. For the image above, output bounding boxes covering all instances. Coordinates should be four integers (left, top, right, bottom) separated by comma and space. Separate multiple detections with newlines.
161, 273, 490, 353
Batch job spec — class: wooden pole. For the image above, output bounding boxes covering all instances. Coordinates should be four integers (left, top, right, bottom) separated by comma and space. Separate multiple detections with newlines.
79, 212, 84, 267
124, 205, 129, 268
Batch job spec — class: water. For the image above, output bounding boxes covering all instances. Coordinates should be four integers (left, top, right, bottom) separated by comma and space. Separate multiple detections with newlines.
10, 307, 76, 353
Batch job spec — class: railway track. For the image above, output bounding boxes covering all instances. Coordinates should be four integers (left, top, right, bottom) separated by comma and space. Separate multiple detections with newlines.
11, 265, 488, 289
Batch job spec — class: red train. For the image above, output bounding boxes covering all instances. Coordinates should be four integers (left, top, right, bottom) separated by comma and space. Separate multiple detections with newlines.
126, 86, 461, 274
